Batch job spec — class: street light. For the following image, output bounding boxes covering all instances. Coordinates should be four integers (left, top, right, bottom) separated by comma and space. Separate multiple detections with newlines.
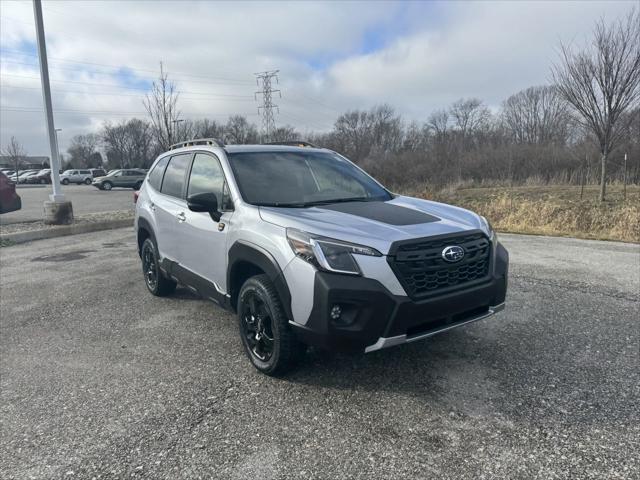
33, 0, 73, 224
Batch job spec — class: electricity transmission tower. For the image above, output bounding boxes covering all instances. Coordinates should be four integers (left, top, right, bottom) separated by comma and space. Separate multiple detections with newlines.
254, 70, 281, 141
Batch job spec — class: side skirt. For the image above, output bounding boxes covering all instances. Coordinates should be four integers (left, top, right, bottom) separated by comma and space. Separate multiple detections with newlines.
160, 258, 232, 310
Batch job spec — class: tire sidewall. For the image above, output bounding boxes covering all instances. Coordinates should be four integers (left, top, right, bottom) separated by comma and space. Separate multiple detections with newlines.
238, 279, 284, 373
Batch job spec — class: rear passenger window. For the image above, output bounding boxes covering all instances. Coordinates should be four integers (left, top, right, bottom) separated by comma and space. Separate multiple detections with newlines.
160, 154, 191, 198
187, 153, 226, 206
148, 157, 169, 191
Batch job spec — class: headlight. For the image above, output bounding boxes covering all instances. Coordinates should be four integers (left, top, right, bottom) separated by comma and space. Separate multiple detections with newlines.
480, 216, 496, 240
286, 228, 381, 275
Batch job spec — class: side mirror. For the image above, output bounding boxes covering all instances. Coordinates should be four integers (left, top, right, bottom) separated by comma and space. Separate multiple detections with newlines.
187, 192, 222, 222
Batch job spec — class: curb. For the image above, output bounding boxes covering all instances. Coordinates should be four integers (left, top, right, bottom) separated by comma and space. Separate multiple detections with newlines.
0, 218, 133, 245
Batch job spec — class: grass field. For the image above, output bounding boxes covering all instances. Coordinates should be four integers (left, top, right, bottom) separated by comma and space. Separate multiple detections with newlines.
413, 184, 639, 243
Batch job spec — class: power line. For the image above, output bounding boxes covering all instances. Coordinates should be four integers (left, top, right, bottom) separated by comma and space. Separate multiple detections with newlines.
254, 70, 280, 141
0, 50, 254, 85
1, 83, 255, 100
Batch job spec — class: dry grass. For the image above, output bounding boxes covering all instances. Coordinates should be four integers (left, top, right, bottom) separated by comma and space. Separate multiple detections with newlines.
413, 184, 640, 243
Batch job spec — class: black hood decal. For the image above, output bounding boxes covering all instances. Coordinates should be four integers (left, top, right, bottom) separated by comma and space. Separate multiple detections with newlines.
318, 201, 440, 226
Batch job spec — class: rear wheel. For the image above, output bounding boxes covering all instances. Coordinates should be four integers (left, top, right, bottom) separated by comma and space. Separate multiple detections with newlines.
141, 238, 176, 296
102, 181, 113, 191
238, 274, 304, 376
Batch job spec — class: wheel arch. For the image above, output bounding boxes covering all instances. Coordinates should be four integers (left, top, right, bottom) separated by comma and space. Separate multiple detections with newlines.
228, 241, 292, 319
137, 217, 156, 257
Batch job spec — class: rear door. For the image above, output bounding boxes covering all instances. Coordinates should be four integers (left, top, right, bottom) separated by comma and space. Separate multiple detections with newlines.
153, 153, 192, 263
178, 152, 234, 293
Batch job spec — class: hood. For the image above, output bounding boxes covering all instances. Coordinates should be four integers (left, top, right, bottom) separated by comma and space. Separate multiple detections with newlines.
259, 195, 486, 254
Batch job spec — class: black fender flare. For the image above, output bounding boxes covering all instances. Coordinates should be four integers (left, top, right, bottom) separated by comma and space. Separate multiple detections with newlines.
227, 241, 293, 319
136, 217, 156, 256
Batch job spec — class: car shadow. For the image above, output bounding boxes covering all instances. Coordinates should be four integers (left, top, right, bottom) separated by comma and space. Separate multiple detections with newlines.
285, 328, 502, 396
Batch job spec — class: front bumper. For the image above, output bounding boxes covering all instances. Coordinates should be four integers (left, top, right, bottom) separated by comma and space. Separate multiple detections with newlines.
290, 242, 508, 353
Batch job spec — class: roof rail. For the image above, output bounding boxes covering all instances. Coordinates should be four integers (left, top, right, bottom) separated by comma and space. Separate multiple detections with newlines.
170, 138, 225, 150
264, 141, 318, 148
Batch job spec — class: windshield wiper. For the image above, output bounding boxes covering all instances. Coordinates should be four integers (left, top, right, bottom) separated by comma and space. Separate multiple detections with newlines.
302, 197, 377, 207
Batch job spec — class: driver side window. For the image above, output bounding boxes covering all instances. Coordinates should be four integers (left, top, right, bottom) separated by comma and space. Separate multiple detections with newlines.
188, 153, 232, 210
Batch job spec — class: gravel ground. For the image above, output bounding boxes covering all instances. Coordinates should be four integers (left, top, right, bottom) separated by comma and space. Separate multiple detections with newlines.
0, 230, 638, 479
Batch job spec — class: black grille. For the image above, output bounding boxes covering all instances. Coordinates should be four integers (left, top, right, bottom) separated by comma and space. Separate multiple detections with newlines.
388, 232, 491, 300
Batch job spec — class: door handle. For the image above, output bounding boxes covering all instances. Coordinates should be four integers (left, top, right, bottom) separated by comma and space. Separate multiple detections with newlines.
176, 212, 186, 223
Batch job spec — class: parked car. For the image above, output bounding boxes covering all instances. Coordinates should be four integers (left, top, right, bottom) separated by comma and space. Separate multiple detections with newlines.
27, 169, 51, 184
92, 169, 147, 190
60, 169, 93, 185
0, 172, 21, 213
89, 168, 107, 178
17, 170, 40, 184
135, 139, 509, 375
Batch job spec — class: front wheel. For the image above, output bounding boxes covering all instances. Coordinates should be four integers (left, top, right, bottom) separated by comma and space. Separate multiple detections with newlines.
84, 178, 92, 185
140, 238, 176, 296
238, 274, 304, 376
102, 181, 113, 191
61, 178, 69, 185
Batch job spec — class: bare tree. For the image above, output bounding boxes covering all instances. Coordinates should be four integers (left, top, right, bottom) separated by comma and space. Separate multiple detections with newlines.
449, 98, 492, 139
102, 119, 153, 169
270, 125, 299, 143
502, 85, 571, 145
552, 9, 640, 201
143, 63, 181, 151
427, 109, 449, 139
67, 134, 100, 168
2, 136, 27, 179
224, 115, 259, 144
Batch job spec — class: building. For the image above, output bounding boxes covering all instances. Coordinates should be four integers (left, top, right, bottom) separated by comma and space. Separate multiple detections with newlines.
0, 156, 50, 170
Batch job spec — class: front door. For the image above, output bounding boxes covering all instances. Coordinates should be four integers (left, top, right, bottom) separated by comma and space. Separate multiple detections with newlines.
178, 152, 233, 296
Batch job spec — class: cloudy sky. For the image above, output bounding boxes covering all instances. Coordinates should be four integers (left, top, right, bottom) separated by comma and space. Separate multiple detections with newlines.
0, 0, 634, 156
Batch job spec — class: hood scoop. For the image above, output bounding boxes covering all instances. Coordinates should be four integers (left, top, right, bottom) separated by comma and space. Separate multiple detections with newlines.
318, 201, 440, 226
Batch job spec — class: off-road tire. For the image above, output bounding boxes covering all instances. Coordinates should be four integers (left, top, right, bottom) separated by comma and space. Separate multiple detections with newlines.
141, 238, 176, 297
238, 274, 304, 376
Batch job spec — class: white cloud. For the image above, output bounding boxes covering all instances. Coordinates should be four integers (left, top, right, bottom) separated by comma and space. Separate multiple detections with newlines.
0, 0, 635, 155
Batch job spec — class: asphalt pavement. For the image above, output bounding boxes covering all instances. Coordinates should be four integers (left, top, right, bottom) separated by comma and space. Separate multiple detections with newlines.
0, 185, 134, 225
0, 230, 638, 479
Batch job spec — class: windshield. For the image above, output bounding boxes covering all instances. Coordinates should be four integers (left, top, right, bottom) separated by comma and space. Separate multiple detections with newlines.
107, 170, 120, 177
227, 151, 391, 207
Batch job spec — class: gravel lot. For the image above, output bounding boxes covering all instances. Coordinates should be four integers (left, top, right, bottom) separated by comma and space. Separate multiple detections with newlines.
0, 185, 134, 225
0, 230, 638, 479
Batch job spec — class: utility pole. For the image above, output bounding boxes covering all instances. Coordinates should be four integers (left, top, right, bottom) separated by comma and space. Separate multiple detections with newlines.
254, 70, 280, 142
33, 0, 73, 224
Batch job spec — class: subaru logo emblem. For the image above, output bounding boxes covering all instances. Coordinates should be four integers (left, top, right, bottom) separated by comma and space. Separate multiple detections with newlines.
442, 245, 465, 263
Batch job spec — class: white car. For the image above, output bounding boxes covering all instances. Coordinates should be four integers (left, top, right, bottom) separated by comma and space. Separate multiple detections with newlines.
59, 169, 93, 185
135, 138, 509, 375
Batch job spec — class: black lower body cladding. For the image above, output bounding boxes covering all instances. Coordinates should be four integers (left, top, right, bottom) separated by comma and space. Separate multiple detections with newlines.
290, 242, 509, 352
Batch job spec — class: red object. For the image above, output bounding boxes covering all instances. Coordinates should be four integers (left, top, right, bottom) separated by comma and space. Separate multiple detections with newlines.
133, 190, 140, 204
0, 172, 22, 214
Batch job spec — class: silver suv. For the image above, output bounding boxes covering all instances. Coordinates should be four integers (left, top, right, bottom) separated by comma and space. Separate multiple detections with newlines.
60, 169, 93, 185
135, 139, 508, 375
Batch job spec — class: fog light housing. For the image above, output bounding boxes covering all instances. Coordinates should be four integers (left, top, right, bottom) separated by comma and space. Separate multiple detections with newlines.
330, 304, 342, 321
